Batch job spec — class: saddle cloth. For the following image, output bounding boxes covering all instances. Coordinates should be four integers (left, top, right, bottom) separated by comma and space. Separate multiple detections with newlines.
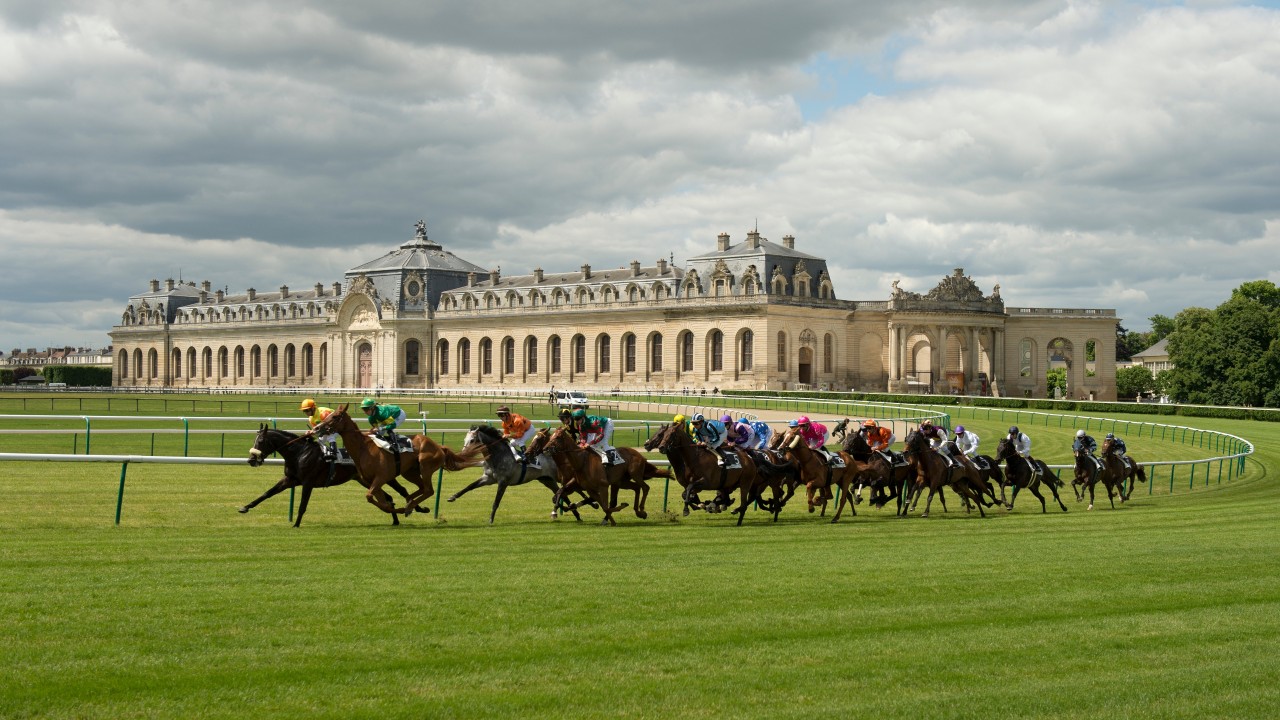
591, 447, 626, 465
717, 450, 742, 469
823, 452, 846, 469
371, 435, 414, 453
972, 456, 990, 471
324, 447, 355, 466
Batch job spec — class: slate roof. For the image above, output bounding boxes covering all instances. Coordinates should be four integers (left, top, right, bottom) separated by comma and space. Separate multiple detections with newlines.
346, 236, 487, 275
467, 265, 684, 290
687, 237, 823, 262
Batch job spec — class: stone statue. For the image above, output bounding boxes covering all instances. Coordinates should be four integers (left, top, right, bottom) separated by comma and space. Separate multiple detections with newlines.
415, 220, 427, 240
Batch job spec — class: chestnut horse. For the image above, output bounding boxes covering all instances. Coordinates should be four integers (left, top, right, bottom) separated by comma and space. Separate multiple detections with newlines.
900, 429, 991, 518
524, 426, 667, 525
777, 426, 870, 523
312, 404, 483, 515
243, 425, 413, 526
993, 437, 1068, 513
650, 421, 762, 525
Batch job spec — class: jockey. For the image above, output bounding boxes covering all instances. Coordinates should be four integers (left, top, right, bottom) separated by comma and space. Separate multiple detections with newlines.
299, 398, 337, 459
673, 413, 696, 440
1008, 426, 1032, 458
831, 417, 851, 441
1104, 432, 1128, 458
861, 419, 895, 454
572, 408, 615, 459
726, 415, 756, 448
794, 416, 831, 461
1073, 428, 1103, 479
361, 397, 406, 445
919, 419, 954, 466
953, 425, 980, 468
496, 405, 536, 456
746, 418, 773, 449
690, 413, 732, 464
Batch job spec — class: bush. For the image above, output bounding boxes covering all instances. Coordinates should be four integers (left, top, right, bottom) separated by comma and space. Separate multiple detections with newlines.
43, 366, 113, 387
0, 369, 12, 385
13, 366, 38, 382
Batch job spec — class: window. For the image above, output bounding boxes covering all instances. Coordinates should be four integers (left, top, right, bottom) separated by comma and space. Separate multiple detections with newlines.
550, 336, 561, 374
133, 349, 142, 378
267, 345, 278, 377
171, 348, 181, 378
187, 348, 196, 378
148, 349, 158, 379
681, 332, 694, 372
823, 333, 833, 373
624, 334, 636, 373
526, 337, 538, 375
650, 334, 663, 373
319, 343, 328, 379
503, 338, 514, 375
710, 330, 723, 371
480, 338, 492, 375
777, 332, 787, 372
573, 336, 586, 373
1020, 339, 1033, 377
438, 340, 449, 376
203, 348, 213, 377
405, 340, 420, 375
599, 335, 611, 373
302, 344, 313, 376
460, 338, 471, 376
119, 350, 128, 379
235, 347, 245, 378
219, 348, 228, 377
741, 330, 753, 371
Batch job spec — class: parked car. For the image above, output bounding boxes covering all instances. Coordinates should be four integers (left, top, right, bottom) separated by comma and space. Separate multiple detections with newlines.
555, 391, 590, 409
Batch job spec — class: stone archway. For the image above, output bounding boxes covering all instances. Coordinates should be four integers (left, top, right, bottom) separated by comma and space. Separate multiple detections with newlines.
798, 346, 813, 385
356, 343, 372, 388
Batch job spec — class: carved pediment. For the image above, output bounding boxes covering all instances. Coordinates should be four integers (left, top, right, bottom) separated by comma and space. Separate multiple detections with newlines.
711, 259, 731, 279
926, 268, 985, 302
350, 274, 377, 297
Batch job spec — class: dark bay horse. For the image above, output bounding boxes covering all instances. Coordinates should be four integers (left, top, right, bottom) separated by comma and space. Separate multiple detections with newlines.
993, 437, 1068, 513
525, 426, 666, 525
312, 404, 483, 515
449, 424, 584, 523
646, 423, 794, 520
650, 421, 762, 525
243, 425, 412, 526
842, 432, 910, 513
900, 429, 991, 518
1073, 440, 1127, 510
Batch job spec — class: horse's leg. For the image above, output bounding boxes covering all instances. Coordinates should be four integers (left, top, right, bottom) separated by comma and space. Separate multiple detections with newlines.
736, 480, 752, 526
936, 485, 949, 514
922, 486, 938, 518
1009, 484, 1021, 511
1027, 482, 1047, 513
449, 475, 495, 502
239, 476, 294, 513
1087, 480, 1096, 511
831, 479, 852, 523
1047, 475, 1069, 512
292, 482, 315, 527
489, 478, 509, 524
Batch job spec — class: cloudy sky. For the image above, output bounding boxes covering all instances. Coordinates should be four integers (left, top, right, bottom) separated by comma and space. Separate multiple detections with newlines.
3, 0, 1279, 351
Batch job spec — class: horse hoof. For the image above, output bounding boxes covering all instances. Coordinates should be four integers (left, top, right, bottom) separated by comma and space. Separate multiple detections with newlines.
447, 496, 457, 502
635, 511, 648, 519
237, 506, 249, 514
1087, 504, 1094, 511
921, 512, 929, 518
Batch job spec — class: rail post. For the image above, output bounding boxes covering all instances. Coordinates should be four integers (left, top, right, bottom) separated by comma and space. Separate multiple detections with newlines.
289, 487, 295, 522
83, 416, 91, 455
434, 466, 444, 517
115, 461, 128, 525
182, 418, 190, 457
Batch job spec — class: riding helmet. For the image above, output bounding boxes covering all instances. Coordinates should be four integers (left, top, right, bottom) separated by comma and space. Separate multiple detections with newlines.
673, 414, 687, 424
360, 397, 377, 409
1105, 432, 1115, 439
797, 416, 810, 425
788, 420, 799, 428
299, 398, 316, 411
571, 409, 587, 420
1009, 426, 1019, 435
691, 413, 705, 423
720, 414, 733, 424
954, 425, 965, 434
863, 419, 878, 428
496, 405, 510, 415
1076, 429, 1086, 438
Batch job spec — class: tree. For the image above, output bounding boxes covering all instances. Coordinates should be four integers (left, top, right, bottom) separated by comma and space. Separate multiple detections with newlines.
12, 366, 38, 382
1149, 314, 1176, 343
1045, 368, 1067, 397
1164, 280, 1280, 407
1115, 365, 1155, 399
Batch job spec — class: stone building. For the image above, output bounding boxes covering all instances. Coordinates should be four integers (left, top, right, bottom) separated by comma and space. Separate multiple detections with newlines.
109, 222, 1118, 399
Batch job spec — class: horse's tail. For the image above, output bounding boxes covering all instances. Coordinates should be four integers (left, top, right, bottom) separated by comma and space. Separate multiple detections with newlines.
1135, 463, 1147, 483
641, 460, 672, 480
443, 445, 485, 472
1042, 463, 1063, 489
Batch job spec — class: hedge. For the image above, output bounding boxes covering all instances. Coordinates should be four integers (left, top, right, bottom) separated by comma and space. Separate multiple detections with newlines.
0, 369, 12, 385
42, 366, 113, 386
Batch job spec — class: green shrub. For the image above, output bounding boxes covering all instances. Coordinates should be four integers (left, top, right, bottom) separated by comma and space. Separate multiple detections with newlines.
43, 366, 113, 387
0, 369, 13, 385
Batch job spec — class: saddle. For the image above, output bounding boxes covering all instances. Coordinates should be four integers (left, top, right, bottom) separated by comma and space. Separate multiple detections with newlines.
327, 447, 355, 466
714, 448, 742, 469
371, 434, 414, 454
824, 452, 846, 469
591, 446, 626, 466
972, 456, 990, 471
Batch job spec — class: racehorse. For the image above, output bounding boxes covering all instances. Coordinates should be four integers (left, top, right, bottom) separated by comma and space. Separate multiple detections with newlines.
1073, 439, 1128, 510
1107, 444, 1148, 500
312, 404, 483, 515
900, 428, 992, 518
993, 437, 1068, 513
524, 426, 667, 525
447, 424, 584, 523
646, 422, 794, 519
243, 425, 413, 526
841, 431, 910, 513
776, 426, 870, 523
649, 421, 762, 525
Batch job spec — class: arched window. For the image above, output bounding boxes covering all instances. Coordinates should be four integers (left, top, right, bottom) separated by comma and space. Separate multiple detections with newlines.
1020, 339, 1035, 378
437, 339, 450, 376
681, 332, 694, 373
133, 349, 142, 379
710, 330, 723, 372
318, 343, 328, 379
302, 344, 313, 377
573, 336, 586, 374
267, 345, 278, 378
503, 338, 515, 375
284, 344, 295, 378
623, 334, 636, 373
598, 335, 611, 374
219, 347, 229, 378
171, 348, 182, 379
550, 336, 562, 374
405, 340, 420, 376
251, 346, 261, 378
118, 350, 128, 380
526, 337, 538, 375
650, 334, 663, 372
777, 332, 787, 372
480, 338, 492, 375
823, 333, 834, 374
203, 347, 213, 378
459, 338, 471, 376
148, 349, 158, 379
187, 347, 197, 379
741, 330, 754, 371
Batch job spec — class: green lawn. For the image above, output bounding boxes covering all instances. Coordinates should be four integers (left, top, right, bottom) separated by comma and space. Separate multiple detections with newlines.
1, 395, 1277, 719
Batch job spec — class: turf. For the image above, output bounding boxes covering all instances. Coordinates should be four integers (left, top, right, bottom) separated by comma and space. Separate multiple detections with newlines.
0, 398, 1277, 719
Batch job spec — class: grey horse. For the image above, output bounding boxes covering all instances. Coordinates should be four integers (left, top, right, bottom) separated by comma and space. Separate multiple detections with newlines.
447, 424, 585, 523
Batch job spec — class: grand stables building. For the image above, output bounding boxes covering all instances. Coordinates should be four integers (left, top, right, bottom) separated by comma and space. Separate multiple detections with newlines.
110, 222, 1119, 399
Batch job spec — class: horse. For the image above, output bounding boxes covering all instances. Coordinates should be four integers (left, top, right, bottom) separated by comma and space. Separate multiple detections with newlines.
524, 426, 667, 526
312, 404, 484, 515
447, 424, 585, 523
993, 437, 1068, 513
1108, 446, 1148, 500
776, 426, 870, 523
841, 431, 910, 514
1072, 440, 1127, 510
243, 425, 413, 526
649, 421, 762, 526
900, 428, 992, 518
645, 423, 794, 519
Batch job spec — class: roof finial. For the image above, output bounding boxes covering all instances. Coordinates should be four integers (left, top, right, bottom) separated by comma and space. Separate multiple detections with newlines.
415, 219, 427, 241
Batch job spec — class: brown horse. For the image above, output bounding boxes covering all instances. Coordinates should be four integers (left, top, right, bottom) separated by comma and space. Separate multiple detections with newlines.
777, 426, 870, 523
646, 423, 794, 520
1107, 445, 1148, 500
993, 437, 1068, 513
900, 429, 991, 518
312, 404, 483, 515
524, 426, 666, 525
1073, 439, 1127, 510
650, 421, 761, 526
841, 431, 911, 513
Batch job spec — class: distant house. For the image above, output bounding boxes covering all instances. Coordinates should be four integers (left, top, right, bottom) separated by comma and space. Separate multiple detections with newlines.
1131, 337, 1172, 374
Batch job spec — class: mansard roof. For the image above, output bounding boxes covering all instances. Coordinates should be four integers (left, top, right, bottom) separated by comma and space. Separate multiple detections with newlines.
687, 237, 823, 262
464, 264, 684, 291
345, 225, 487, 276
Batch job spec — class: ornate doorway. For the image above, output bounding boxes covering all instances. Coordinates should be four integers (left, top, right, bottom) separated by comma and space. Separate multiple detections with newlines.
798, 347, 813, 385
356, 343, 372, 388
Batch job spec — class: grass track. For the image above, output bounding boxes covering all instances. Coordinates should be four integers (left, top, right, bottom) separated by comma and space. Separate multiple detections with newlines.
1, 401, 1278, 718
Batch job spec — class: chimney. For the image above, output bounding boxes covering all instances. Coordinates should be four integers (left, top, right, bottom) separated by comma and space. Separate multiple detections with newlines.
717, 233, 731, 252
748, 230, 761, 249
215, 289, 225, 303
630, 260, 641, 277
314, 282, 324, 297
534, 267, 544, 282
201, 280, 211, 292
149, 279, 160, 292
783, 234, 795, 249
489, 269, 500, 285
165, 278, 175, 291
247, 288, 256, 301
657, 258, 668, 275
467, 272, 476, 287
279, 285, 289, 298
332, 282, 342, 296
199, 290, 208, 303
581, 264, 591, 280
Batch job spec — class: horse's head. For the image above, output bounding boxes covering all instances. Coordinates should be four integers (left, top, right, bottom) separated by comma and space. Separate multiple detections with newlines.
1101, 437, 1115, 454
247, 423, 272, 467
995, 436, 1013, 461
643, 423, 669, 452
525, 428, 552, 458
311, 405, 347, 438
656, 422, 692, 454
843, 430, 871, 456
463, 424, 503, 455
